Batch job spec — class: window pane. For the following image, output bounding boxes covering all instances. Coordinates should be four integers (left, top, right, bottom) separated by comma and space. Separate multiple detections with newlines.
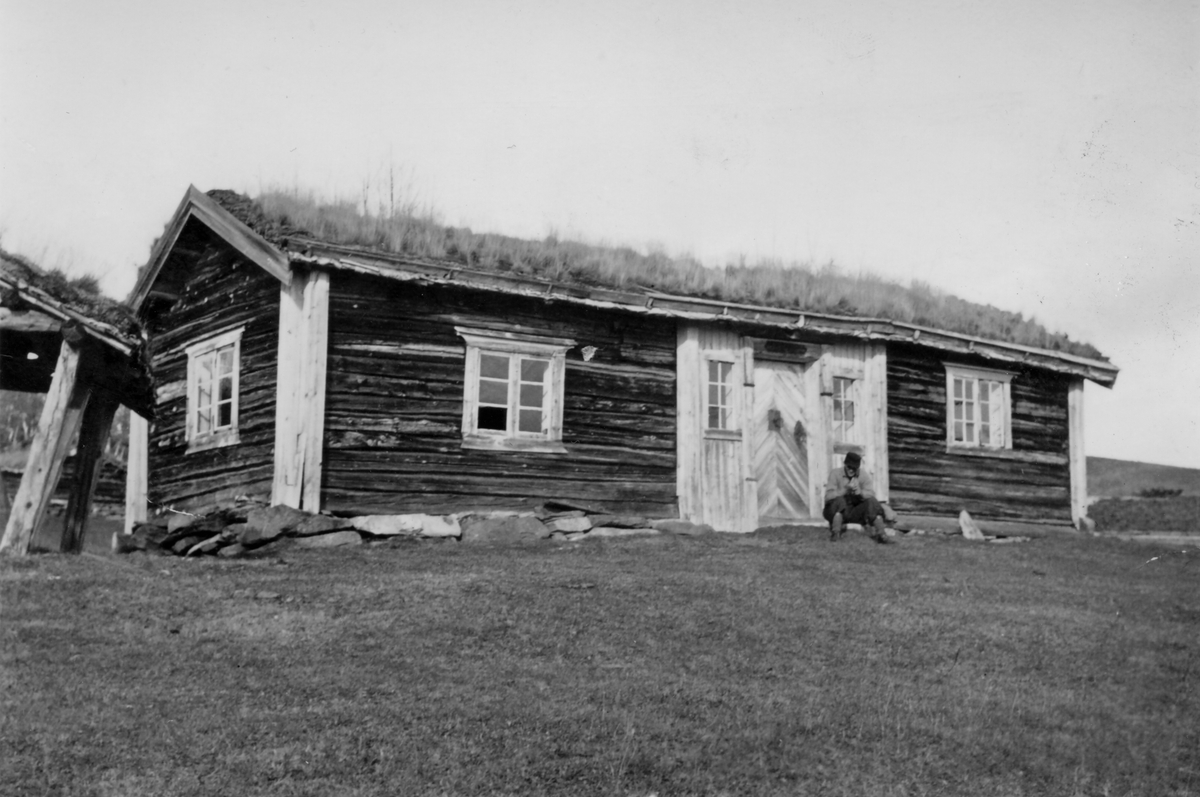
964, 402, 974, 422
708, 405, 721, 429
480, 353, 509, 379
708, 360, 719, 384
519, 383, 542, 409
980, 424, 990, 446
518, 408, 542, 433
953, 421, 963, 442
197, 407, 212, 435
479, 379, 508, 406
709, 383, 719, 408
833, 398, 843, 421
965, 424, 975, 443
218, 375, 233, 403
217, 346, 234, 377
964, 380, 974, 401
979, 381, 990, 402
953, 378, 962, 399
520, 358, 548, 383
197, 382, 212, 410
478, 406, 507, 430
218, 401, 233, 428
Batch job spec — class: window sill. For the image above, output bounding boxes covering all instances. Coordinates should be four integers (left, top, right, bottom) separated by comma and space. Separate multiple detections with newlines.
703, 429, 743, 441
462, 434, 568, 454
187, 432, 240, 454
945, 445, 1067, 466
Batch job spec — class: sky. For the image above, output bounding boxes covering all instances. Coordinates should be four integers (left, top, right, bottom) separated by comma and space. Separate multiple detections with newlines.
1, 0, 1197, 468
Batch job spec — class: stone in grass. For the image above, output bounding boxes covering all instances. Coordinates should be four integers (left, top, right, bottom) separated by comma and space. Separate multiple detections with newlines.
350, 514, 424, 536
170, 535, 203, 555
651, 519, 715, 536
217, 543, 246, 558
292, 514, 355, 537
240, 505, 312, 547
295, 530, 362, 548
543, 515, 592, 534
166, 513, 198, 533
959, 510, 985, 541
185, 534, 226, 556
586, 526, 661, 538
460, 515, 548, 543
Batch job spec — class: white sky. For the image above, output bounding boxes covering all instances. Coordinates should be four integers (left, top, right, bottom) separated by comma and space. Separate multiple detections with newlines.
2, 0, 1197, 468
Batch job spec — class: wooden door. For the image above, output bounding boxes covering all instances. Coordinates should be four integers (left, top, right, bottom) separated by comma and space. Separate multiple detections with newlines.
752, 360, 812, 525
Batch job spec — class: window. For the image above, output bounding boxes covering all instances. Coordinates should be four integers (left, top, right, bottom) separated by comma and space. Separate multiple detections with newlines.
706, 359, 735, 430
945, 364, 1012, 450
185, 327, 242, 452
831, 376, 856, 442
457, 327, 573, 452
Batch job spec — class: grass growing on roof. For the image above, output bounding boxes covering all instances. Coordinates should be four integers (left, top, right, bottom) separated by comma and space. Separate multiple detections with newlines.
3, 530, 1195, 795
241, 188, 1105, 360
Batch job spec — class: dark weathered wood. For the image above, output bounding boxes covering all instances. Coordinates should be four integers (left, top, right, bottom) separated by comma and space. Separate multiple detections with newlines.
886, 342, 1072, 522
143, 238, 281, 513
1, 341, 87, 555
59, 391, 120, 553
323, 273, 679, 516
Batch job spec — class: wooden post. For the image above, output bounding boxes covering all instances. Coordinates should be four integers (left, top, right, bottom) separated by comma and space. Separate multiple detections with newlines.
272, 269, 330, 513
124, 411, 149, 534
0, 340, 87, 556
60, 392, 119, 553
300, 271, 330, 513
1068, 378, 1088, 528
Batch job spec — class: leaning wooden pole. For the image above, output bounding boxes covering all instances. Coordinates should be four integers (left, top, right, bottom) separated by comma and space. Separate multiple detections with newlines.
60, 391, 119, 553
0, 339, 87, 556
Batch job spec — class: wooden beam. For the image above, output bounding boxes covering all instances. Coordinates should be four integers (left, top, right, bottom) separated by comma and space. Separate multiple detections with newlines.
60, 392, 119, 553
1068, 378, 1088, 528
124, 411, 149, 534
0, 341, 87, 556
272, 270, 330, 512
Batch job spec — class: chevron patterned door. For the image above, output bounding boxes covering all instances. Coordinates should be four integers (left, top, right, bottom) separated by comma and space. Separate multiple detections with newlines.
752, 361, 811, 525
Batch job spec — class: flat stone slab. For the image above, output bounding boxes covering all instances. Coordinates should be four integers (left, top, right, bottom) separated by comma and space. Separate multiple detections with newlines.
296, 530, 363, 548
586, 527, 661, 538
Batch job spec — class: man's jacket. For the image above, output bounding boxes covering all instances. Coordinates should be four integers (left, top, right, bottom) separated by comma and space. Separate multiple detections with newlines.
824, 466, 877, 504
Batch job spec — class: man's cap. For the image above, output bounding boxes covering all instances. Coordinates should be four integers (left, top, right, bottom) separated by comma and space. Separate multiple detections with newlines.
844, 452, 862, 468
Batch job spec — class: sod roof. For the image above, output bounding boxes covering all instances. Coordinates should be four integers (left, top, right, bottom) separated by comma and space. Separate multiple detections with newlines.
206, 189, 1106, 362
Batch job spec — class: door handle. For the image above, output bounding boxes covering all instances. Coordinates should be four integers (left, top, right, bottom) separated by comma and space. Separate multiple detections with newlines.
793, 420, 807, 447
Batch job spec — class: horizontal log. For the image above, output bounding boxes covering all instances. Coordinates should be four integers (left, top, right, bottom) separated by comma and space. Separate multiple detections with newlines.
321, 489, 677, 518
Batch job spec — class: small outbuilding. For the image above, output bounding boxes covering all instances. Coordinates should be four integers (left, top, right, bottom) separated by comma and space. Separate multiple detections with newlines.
0, 251, 154, 554
126, 187, 1118, 533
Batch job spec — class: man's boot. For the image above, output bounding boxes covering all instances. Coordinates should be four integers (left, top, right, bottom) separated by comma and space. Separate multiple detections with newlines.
830, 512, 844, 541
871, 515, 893, 544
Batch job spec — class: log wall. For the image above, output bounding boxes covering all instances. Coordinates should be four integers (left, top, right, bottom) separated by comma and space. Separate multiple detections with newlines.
144, 243, 281, 513
886, 342, 1072, 521
322, 274, 678, 516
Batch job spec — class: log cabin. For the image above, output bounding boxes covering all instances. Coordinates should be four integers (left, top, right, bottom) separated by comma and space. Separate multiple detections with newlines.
126, 187, 1119, 533
1, 250, 154, 555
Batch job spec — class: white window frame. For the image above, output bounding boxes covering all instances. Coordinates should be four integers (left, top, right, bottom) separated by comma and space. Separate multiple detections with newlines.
457, 327, 573, 453
944, 364, 1013, 451
185, 327, 243, 453
831, 375, 858, 443
703, 354, 741, 439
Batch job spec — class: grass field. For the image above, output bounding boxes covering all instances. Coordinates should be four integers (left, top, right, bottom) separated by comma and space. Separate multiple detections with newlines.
2, 528, 1197, 796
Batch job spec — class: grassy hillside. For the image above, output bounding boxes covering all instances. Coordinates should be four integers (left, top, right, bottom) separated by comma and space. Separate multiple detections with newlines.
3, 530, 1195, 796
1088, 456, 1200, 498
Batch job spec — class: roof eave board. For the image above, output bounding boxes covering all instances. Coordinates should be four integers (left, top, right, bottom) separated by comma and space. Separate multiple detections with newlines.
130, 185, 290, 311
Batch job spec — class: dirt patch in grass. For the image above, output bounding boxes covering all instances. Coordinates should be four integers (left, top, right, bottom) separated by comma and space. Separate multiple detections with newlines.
2, 530, 1197, 796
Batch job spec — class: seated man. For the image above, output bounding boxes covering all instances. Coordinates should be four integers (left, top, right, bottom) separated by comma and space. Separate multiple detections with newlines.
823, 452, 891, 543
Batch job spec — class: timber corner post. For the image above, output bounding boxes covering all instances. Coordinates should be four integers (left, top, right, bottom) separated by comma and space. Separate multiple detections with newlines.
1, 337, 87, 556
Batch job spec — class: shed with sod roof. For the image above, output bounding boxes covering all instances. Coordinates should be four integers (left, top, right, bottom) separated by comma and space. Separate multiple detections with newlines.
127, 187, 1117, 532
